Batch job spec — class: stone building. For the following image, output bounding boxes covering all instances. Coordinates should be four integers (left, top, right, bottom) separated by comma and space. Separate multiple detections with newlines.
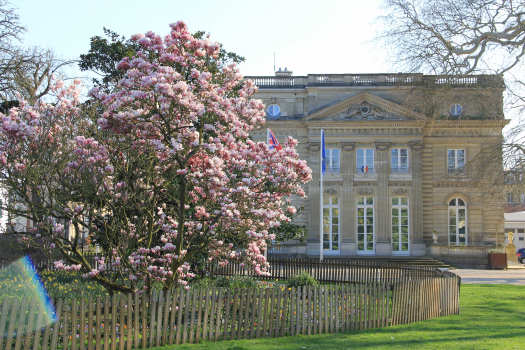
248, 70, 507, 259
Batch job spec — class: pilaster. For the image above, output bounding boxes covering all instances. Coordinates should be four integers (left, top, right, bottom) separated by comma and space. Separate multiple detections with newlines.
375, 142, 391, 256
341, 142, 356, 256
409, 141, 426, 256
306, 142, 321, 257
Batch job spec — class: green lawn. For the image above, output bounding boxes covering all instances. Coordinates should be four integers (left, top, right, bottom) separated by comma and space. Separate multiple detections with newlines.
153, 284, 525, 350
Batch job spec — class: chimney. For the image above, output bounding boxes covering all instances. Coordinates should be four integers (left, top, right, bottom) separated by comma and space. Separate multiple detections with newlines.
275, 67, 293, 76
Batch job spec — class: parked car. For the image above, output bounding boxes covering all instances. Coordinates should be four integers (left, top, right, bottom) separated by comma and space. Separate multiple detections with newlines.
517, 248, 525, 263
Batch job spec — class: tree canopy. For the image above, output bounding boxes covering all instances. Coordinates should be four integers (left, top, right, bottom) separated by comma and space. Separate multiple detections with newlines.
0, 21, 311, 294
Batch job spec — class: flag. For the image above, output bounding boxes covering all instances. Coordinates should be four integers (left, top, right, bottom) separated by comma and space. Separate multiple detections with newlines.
267, 128, 283, 151
321, 129, 326, 178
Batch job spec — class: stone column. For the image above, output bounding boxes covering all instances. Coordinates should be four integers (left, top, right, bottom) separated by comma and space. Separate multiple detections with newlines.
306, 142, 321, 257
341, 142, 356, 256
375, 142, 391, 256
409, 141, 426, 256
307, 95, 316, 114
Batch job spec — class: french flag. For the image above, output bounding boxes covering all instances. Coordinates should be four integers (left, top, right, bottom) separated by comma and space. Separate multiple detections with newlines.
267, 128, 283, 151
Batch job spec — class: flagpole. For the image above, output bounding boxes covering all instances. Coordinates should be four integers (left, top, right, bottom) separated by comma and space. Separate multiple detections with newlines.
265, 128, 269, 261
320, 129, 324, 262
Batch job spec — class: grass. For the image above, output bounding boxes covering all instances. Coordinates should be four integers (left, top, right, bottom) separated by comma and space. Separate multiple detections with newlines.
152, 284, 525, 350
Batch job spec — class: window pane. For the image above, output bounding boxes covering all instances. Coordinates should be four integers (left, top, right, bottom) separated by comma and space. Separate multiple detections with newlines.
357, 197, 364, 205
323, 242, 330, 250
357, 208, 364, 216
392, 198, 399, 206
332, 217, 339, 225
392, 225, 399, 234
366, 149, 373, 157
401, 226, 408, 234
391, 149, 398, 157
323, 197, 329, 204
450, 235, 456, 243
358, 217, 364, 225
449, 199, 456, 206
401, 197, 408, 205
367, 242, 374, 251
323, 224, 329, 233
401, 243, 409, 251
332, 242, 339, 250
358, 225, 364, 233
367, 217, 374, 225
392, 208, 399, 216
333, 208, 339, 216
332, 234, 339, 243
332, 225, 339, 233
367, 208, 373, 216
366, 197, 374, 205
392, 217, 399, 226
401, 208, 408, 217
323, 234, 330, 242
358, 242, 364, 250
357, 149, 364, 157
332, 197, 339, 205
457, 150, 465, 158
358, 234, 364, 242
332, 149, 339, 158
392, 233, 399, 242
448, 150, 455, 158
367, 225, 374, 233
401, 217, 408, 226
393, 243, 400, 251
400, 149, 408, 156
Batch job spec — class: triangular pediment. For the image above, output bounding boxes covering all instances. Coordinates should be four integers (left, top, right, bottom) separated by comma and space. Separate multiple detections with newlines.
302, 91, 425, 121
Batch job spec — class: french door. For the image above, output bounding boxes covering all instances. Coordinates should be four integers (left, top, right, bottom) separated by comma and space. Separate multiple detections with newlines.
323, 197, 340, 254
391, 197, 409, 254
357, 196, 374, 254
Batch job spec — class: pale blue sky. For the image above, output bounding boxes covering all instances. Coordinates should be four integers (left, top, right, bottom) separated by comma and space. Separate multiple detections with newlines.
15, 0, 388, 77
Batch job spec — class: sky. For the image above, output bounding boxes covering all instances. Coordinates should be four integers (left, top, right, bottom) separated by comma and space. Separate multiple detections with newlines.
15, 0, 388, 77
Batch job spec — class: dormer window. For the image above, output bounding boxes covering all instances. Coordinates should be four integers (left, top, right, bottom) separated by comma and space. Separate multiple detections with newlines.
267, 104, 281, 118
450, 104, 462, 117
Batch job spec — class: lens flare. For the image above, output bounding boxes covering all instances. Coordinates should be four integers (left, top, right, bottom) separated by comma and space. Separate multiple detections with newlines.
4, 256, 56, 325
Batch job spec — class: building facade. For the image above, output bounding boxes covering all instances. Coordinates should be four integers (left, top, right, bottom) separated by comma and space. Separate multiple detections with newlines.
249, 71, 507, 258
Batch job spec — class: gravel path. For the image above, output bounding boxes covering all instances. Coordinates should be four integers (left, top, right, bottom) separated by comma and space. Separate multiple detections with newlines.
453, 268, 525, 285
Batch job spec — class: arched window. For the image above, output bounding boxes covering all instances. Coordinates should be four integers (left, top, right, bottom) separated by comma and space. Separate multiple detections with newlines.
449, 198, 467, 246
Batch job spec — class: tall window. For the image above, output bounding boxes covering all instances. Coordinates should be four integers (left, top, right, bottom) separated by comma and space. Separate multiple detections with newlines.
391, 148, 408, 173
391, 197, 409, 253
323, 197, 340, 252
449, 198, 467, 246
447, 149, 465, 174
356, 149, 374, 174
357, 196, 374, 253
325, 148, 340, 174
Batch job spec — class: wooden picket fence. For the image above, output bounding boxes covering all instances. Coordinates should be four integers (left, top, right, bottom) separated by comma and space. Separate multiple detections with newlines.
0, 276, 460, 350
209, 257, 448, 283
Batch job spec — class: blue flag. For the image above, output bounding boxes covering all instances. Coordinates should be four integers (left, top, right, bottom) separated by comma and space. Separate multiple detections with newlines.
321, 129, 326, 178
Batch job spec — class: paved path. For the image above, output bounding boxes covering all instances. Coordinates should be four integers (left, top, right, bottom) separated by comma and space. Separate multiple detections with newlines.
453, 267, 525, 285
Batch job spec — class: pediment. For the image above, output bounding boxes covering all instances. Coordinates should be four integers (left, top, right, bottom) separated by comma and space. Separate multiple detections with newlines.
303, 91, 425, 122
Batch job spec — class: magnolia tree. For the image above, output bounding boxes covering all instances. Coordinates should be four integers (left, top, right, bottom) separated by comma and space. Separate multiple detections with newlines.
0, 21, 312, 294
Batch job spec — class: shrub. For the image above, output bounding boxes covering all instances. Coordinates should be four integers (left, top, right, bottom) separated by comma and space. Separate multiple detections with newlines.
286, 272, 319, 288
215, 275, 261, 289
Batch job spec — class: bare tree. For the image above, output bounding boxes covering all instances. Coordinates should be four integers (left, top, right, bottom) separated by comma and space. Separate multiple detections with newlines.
3, 47, 75, 103
0, 1, 75, 106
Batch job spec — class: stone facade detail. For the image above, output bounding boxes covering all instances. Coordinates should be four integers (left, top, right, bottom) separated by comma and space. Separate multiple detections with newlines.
250, 72, 507, 258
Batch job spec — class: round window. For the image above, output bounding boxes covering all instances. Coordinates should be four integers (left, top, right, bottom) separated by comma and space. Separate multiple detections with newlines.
450, 104, 462, 117
267, 104, 281, 118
